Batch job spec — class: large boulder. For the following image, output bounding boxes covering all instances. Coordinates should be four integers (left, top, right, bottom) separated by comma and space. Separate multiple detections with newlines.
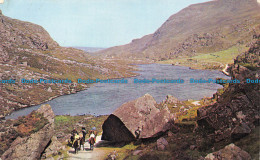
41, 136, 64, 159
101, 114, 136, 142
102, 94, 174, 142
1, 104, 55, 160
205, 143, 251, 160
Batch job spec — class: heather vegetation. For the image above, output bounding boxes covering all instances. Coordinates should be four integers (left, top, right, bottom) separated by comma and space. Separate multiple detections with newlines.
0, 111, 48, 155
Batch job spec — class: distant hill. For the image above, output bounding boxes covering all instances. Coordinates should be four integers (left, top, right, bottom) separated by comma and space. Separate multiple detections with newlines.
98, 0, 260, 62
73, 47, 105, 53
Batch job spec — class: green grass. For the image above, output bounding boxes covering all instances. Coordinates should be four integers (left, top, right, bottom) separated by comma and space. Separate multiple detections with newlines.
159, 46, 248, 70
100, 143, 139, 160
54, 115, 108, 135
192, 46, 246, 64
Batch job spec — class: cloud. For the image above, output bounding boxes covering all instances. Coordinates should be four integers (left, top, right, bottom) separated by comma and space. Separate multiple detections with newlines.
0, 0, 4, 4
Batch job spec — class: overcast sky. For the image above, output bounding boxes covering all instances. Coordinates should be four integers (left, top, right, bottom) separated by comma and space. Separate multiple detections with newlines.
0, 0, 209, 47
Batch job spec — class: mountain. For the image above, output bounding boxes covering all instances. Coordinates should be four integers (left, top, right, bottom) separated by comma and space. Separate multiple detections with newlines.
0, 11, 135, 117
74, 47, 105, 53
98, 0, 260, 63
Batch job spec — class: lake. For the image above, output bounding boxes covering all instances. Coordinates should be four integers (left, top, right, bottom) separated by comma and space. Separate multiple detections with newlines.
6, 64, 229, 119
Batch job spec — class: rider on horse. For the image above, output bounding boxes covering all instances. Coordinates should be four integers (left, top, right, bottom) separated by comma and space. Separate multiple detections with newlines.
70, 128, 78, 144
88, 127, 97, 150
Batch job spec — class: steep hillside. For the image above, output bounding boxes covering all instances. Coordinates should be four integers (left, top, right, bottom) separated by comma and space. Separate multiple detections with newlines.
0, 11, 136, 118
98, 0, 260, 65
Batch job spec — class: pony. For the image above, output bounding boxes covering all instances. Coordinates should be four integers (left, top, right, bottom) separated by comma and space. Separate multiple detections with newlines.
73, 139, 80, 154
79, 137, 85, 151
89, 137, 95, 150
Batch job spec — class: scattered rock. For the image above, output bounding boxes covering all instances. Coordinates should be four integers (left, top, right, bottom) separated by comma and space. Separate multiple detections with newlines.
107, 150, 118, 160
231, 123, 251, 139
205, 143, 251, 160
157, 137, 169, 151
197, 47, 260, 141
132, 150, 143, 156
47, 87, 52, 93
164, 95, 179, 104
167, 131, 174, 137
190, 145, 196, 150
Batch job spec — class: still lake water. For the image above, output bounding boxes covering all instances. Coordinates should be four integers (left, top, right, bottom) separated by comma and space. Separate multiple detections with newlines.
6, 64, 229, 119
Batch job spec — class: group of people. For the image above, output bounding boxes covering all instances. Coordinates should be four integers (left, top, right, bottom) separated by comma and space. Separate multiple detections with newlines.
70, 127, 98, 153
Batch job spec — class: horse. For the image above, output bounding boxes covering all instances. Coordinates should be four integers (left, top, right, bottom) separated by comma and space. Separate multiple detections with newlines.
73, 139, 80, 154
79, 137, 85, 151
89, 137, 95, 150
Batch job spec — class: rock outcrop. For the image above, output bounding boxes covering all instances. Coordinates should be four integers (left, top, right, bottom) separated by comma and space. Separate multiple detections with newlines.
1, 104, 55, 160
164, 95, 179, 104
0, 11, 58, 53
197, 38, 260, 142
41, 136, 64, 160
205, 143, 251, 160
102, 94, 174, 142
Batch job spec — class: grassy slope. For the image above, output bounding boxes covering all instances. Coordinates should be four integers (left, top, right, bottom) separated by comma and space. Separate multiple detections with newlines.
159, 45, 249, 70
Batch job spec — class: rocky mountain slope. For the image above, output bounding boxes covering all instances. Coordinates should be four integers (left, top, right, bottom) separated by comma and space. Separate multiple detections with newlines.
98, 0, 260, 63
197, 37, 260, 142
0, 10, 136, 118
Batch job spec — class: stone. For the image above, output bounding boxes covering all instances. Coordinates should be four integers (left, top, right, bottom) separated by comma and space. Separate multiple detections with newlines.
167, 131, 174, 137
47, 87, 52, 93
156, 137, 168, 151
165, 95, 179, 104
101, 114, 136, 142
231, 123, 251, 139
102, 94, 174, 142
107, 150, 118, 160
1, 104, 55, 160
41, 136, 64, 159
205, 143, 251, 160
132, 150, 142, 156
190, 145, 196, 150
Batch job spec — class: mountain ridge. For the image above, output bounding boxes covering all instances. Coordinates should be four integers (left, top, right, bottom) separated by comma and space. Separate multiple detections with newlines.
98, 0, 260, 62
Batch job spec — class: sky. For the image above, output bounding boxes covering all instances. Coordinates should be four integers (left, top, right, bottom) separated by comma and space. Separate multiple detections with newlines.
0, 0, 209, 48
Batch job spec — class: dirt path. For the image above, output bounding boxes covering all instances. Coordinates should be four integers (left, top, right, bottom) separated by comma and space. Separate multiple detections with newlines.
222, 64, 230, 76
68, 136, 107, 160
191, 101, 200, 106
